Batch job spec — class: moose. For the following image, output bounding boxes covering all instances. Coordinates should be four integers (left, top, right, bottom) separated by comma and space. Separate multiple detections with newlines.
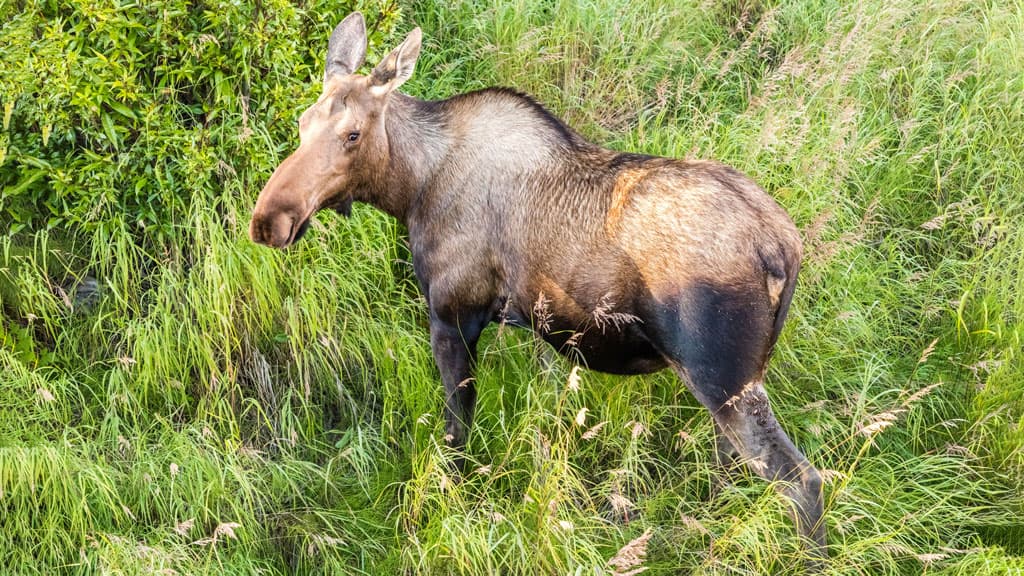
249, 12, 826, 560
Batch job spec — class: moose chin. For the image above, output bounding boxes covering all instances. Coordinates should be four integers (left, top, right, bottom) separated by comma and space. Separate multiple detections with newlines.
250, 12, 827, 564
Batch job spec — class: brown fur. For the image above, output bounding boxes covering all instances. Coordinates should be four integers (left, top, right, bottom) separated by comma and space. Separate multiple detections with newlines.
605, 169, 646, 236
249, 13, 827, 565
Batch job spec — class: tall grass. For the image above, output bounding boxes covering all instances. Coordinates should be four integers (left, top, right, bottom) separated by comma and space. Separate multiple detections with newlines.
1, 0, 1022, 573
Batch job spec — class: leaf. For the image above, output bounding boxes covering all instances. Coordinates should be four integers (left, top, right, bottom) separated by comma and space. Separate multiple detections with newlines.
108, 101, 136, 120
101, 114, 119, 150
334, 428, 354, 450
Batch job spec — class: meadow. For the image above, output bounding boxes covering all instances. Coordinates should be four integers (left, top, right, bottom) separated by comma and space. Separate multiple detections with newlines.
0, 0, 1022, 573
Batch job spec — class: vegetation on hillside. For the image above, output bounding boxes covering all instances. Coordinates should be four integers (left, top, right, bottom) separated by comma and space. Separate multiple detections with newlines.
1, 0, 1022, 573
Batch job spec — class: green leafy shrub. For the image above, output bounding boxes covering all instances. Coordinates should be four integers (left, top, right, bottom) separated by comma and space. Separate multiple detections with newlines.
0, 0, 399, 243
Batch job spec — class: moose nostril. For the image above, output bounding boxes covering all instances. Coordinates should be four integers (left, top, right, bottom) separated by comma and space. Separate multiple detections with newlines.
249, 212, 280, 247
249, 209, 300, 249
248, 215, 262, 243
249, 212, 272, 245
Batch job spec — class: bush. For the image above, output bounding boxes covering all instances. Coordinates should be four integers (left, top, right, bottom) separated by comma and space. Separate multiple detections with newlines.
0, 0, 399, 244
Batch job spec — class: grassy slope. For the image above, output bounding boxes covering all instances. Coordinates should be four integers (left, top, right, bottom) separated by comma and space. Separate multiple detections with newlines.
2, 0, 1023, 573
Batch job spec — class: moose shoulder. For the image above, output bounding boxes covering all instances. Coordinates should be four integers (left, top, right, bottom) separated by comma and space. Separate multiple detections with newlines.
249, 12, 827, 562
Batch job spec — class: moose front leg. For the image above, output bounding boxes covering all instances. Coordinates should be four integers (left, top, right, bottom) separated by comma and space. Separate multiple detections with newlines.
429, 310, 488, 472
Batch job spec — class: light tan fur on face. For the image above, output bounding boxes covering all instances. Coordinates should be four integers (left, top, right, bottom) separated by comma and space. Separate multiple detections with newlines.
301, 79, 352, 138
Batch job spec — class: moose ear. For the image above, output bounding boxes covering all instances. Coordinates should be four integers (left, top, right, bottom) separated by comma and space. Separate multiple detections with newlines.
370, 27, 422, 94
325, 12, 367, 85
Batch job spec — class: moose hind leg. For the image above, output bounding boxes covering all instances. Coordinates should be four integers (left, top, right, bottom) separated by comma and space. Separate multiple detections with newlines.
713, 420, 741, 470
714, 381, 826, 555
655, 281, 826, 558
710, 420, 742, 495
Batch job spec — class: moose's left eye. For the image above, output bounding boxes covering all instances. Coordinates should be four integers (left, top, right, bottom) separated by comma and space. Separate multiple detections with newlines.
347, 131, 360, 143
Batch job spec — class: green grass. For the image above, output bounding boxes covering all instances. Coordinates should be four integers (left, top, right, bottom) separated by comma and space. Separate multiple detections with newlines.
2, 0, 1024, 573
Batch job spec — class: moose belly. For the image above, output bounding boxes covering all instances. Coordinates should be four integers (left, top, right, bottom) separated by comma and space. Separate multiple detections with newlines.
538, 320, 667, 375
500, 282, 667, 375
497, 305, 665, 374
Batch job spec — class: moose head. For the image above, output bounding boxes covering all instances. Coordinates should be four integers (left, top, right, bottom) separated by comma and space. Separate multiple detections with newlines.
249, 12, 422, 248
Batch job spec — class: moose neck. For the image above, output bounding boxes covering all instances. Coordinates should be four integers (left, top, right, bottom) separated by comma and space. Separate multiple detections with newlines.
361, 93, 450, 222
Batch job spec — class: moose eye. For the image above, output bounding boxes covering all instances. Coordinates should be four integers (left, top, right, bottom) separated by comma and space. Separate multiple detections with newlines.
346, 131, 360, 143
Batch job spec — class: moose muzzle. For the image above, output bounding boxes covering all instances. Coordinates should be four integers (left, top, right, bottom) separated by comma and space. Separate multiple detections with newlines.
248, 150, 321, 249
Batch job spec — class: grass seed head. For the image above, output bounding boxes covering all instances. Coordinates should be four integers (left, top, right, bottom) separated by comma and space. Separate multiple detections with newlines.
575, 407, 588, 426
607, 528, 653, 576
582, 421, 607, 440
567, 365, 581, 391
